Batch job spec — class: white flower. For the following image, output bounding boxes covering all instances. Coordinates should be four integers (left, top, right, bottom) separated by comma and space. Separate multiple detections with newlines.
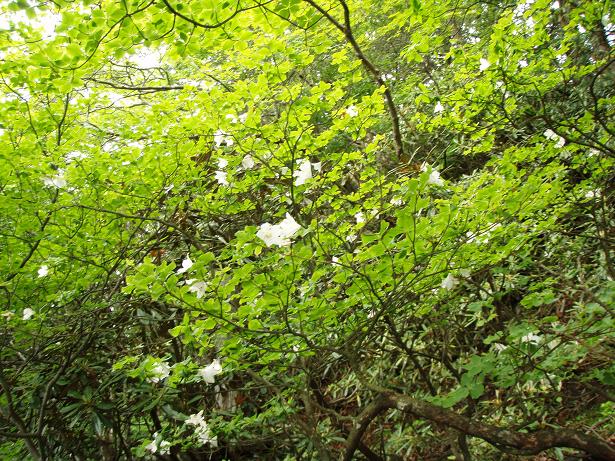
158, 441, 171, 455
213, 129, 233, 147
65, 151, 87, 162
551, 0, 559, 8
278, 214, 301, 236
255, 223, 281, 246
479, 58, 490, 71
198, 359, 222, 384
312, 162, 322, 172
185, 410, 217, 446
38, 265, 49, 277
256, 214, 302, 247
217, 158, 228, 169
215, 170, 229, 186
518, 59, 528, 68
293, 158, 313, 186
381, 73, 395, 82
332, 256, 340, 264
428, 170, 444, 186
544, 129, 557, 140
145, 433, 170, 454
145, 439, 158, 454
186, 410, 206, 426
421, 163, 445, 186
22, 308, 35, 320
492, 343, 507, 353
345, 234, 357, 243
177, 256, 193, 274
390, 197, 403, 206
195, 422, 217, 446
355, 212, 365, 224
187, 280, 208, 299
238, 112, 248, 123
441, 274, 458, 290
434, 101, 444, 113
555, 53, 567, 65
148, 362, 171, 383
544, 129, 565, 148
43, 173, 66, 188
242, 155, 255, 169
585, 189, 599, 199
521, 333, 542, 344
345, 105, 358, 117
225, 113, 237, 123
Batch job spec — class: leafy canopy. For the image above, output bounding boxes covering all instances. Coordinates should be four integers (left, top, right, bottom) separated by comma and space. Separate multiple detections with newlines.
0, 0, 613, 459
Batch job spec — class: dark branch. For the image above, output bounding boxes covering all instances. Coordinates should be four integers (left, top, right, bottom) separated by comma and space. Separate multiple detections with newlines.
344, 392, 615, 461
87, 78, 184, 92
160, 0, 272, 30
302, 0, 405, 160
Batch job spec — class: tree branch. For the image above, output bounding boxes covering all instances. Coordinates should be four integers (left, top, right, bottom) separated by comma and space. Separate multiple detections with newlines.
344, 391, 615, 461
160, 0, 272, 30
87, 78, 184, 92
0, 372, 42, 460
303, 0, 405, 160
343, 395, 389, 461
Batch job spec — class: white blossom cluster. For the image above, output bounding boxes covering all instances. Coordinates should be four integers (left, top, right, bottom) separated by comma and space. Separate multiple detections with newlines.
441, 269, 470, 291
145, 433, 171, 455
215, 158, 229, 186
345, 105, 358, 117
544, 129, 565, 148
146, 358, 222, 386
242, 154, 255, 169
147, 361, 171, 383
225, 112, 247, 125
198, 359, 222, 384
43, 172, 66, 188
175, 256, 209, 298
177, 256, 193, 274
256, 213, 302, 247
293, 158, 321, 186
294, 158, 312, 186
521, 332, 542, 344
441, 274, 459, 290
185, 410, 218, 447
421, 163, 445, 186
213, 129, 234, 147
186, 279, 208, 298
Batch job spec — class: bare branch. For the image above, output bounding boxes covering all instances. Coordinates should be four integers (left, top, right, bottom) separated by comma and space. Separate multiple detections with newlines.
344, 391, 615, 461
302, 0, 405, 160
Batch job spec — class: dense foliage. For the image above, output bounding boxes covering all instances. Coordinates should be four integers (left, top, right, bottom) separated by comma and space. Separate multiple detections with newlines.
1, 0, 614, 459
